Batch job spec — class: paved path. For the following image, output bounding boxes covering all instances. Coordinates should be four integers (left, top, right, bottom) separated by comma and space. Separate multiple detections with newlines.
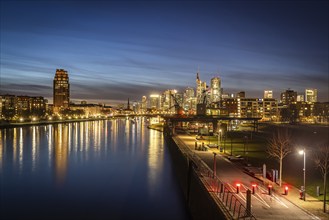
176, 134, 329, 220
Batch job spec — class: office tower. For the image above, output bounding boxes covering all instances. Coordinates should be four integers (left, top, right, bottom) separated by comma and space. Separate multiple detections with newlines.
305, 88, 317, 103
141, 96, 147, 113
196, 71, 207, 103
264, 90, 273, 99
297, 95, 304, 102
280, 89, 297, 105
210, 77, 221, 103
183, 87, 196, 113
149, 94, 160, 110
53, 69, 70, 112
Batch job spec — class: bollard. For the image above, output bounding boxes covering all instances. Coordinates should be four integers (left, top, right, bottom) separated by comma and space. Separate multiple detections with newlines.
220, 183, 224, 193
236, 183, 241, 194
284, 186, 289, 195
268, 185, 272, 195
246, 189, 251, 217
195, 141, 197, 150
252, 184, 257, 194
316, 186, 320, 197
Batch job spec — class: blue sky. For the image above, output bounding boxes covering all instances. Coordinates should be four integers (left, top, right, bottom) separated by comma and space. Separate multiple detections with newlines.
1, 0, 328, 104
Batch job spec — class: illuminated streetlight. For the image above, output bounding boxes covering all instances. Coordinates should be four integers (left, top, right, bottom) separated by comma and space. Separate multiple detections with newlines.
218, 129, 222, 147
19, 118, 24, 122
299, 149, 306, 201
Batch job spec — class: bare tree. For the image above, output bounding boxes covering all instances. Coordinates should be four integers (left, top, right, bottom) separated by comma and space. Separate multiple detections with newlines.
267, 128, 292, 186
313, 144, 329, 213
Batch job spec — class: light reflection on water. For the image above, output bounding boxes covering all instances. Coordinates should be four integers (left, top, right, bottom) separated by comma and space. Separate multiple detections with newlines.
0, 118, 190, 220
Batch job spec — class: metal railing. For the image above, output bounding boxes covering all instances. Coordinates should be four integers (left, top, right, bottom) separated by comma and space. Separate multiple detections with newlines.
174, 137, 257, 220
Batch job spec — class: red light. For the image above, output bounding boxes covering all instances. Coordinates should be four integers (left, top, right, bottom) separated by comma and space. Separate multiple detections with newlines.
236, 183, 241, 187
252, 184, 257, 187
285, 186, 289, 190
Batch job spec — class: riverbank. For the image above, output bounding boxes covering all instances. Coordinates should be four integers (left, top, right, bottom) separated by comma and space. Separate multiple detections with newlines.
0, 118, 109, 129
147, 123, 164, 132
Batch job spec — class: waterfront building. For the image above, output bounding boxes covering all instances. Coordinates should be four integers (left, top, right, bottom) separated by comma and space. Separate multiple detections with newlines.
1, 94, 17, 119
53, 69, 70, 114
264, 90, 273, 99
305, 88, 317, 103
280, 89, 297, 105
210, 77, 221, 103
17, 96, 47, 118
70, 103, 103, 117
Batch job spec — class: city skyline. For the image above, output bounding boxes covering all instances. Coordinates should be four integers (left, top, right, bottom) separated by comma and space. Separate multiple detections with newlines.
1, 1, 328, 104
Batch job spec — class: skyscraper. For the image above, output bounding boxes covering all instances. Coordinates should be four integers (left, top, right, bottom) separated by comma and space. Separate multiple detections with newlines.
53, 69, 70, 113
305, 88, 317, 103
210, 77, 221, 103
280, 89, 297, 105
196, 71, 206, 103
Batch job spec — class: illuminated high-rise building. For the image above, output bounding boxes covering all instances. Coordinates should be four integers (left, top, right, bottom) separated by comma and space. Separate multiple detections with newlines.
305, 88, 317, 103
53, 69, 70, 113
297, 95, 304, 102
280, 89, 297, 105
264, 90, 273, 99
141, 96, 147, 113
196, 71, 207, 103
149, 94, 160, 110
210, 77, 221, 103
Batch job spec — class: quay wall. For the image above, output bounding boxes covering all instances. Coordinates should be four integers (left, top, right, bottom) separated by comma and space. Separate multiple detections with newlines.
164, 129, 230, 220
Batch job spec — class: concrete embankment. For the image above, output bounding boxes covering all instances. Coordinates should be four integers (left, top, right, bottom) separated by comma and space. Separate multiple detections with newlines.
164, 128, 230, 220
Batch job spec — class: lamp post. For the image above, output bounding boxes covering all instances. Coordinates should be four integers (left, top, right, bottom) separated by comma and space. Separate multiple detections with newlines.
218, 129, 222, 147
213, 152, 217, 178
299, 149, 306, 201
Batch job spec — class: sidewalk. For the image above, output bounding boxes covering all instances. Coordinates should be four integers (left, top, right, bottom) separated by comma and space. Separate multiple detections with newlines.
188, 136, 329, 219
258, 177, 329, 220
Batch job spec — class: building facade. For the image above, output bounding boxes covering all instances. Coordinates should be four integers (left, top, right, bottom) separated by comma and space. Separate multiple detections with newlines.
305, 88, 317, 103
210, 77, 221, 103
264, 90, 273, 99
53, 69, 70, 113
280, 89, 297, 105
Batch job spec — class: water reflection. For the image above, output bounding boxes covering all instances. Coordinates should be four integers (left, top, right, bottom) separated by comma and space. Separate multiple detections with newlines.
148, 129, 164, 195
54, 124, 68, 185
0, 118, 190, 220
0, 131, 3, 171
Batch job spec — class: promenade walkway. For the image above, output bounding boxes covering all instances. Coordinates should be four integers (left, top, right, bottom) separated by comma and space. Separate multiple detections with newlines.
175, 133, 329, 220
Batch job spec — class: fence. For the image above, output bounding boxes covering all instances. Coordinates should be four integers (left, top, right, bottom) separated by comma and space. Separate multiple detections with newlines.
174, 137, 257, 220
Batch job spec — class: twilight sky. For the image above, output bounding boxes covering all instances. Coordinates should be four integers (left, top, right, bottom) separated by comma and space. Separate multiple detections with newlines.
1, 0, 328, 104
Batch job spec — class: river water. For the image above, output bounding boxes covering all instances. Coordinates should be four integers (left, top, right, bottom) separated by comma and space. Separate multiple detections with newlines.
0, 118, 190, 220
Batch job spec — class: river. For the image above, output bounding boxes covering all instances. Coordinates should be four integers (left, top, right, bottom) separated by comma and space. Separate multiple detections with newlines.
0, 118, 190, 220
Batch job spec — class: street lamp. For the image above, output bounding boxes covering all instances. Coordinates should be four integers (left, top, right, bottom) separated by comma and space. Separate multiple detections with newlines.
299, 149, 306, 201
213, 152, 217, 178
218, 129, 222, 147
